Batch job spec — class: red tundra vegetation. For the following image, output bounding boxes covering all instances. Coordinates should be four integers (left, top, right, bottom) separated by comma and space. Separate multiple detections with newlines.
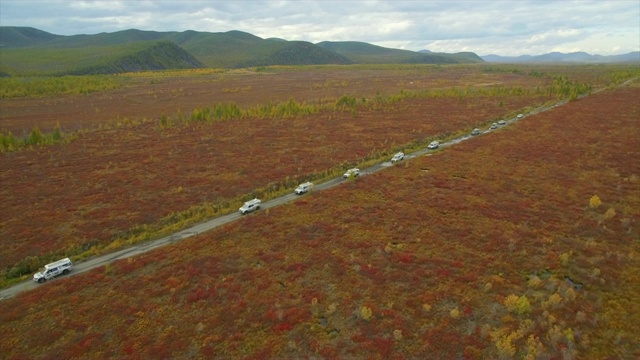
0, 65, 561, 133
0, 78, 637, 358
2, 64, 569, 279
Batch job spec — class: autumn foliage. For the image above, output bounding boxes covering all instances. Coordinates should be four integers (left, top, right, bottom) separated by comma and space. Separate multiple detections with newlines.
0, 65, 639, 358
2, 65, 566, 282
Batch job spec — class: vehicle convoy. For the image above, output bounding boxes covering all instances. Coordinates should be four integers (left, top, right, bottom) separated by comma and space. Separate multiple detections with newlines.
391, 152, 405, 163
239, 198, 261, 214
428, 141, 440, 149
33, 258, 73, 283
294, 182, 313, 195
343, 168, 360, 178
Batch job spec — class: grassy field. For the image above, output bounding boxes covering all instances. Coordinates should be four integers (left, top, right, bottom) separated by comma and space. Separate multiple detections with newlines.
0, 64, 638, 358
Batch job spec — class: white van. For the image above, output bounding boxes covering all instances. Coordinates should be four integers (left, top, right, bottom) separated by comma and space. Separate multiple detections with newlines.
391, 152, 405, 163
239, 198, 261, 214
294, 182, 313, 195
33, 258, 73, 283
343, 168, 360, 178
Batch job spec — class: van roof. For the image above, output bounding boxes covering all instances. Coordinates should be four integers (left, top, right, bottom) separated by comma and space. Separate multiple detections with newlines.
45, 258, 71, 269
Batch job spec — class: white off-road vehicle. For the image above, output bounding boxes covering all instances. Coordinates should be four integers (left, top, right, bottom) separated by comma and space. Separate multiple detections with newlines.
391, 152, 405, 163
343, 168, 360, 178
239, 198, 261, 214
294, 182, 313, 195
428, 141, 440, 149
33, 258, 73, 283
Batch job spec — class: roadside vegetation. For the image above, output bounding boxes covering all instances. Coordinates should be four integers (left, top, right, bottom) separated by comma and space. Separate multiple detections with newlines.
0, 83, 637, 358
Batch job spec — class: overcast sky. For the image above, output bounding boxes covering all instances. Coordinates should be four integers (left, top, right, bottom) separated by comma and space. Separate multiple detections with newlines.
1, 0, 638, 56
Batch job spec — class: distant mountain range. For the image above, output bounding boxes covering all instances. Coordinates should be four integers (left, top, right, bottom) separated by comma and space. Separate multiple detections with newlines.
480, 51, 640, 63
0, 27, 637, 76
0, 27, 482, 76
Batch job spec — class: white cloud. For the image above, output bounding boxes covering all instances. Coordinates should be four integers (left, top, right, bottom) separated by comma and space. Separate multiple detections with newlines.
70, 0, 126, 11
528, 29, 583, 45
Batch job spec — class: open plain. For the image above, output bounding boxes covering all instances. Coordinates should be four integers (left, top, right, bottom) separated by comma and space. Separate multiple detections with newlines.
1, 65, 559, 276
0, 64, 638, 358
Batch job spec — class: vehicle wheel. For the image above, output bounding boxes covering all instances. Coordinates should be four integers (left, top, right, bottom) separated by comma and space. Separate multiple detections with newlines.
62, 269, 69, 275
38, 278, 45, 283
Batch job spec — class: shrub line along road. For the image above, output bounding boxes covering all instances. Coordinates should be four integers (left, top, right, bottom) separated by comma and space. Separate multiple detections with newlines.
0, 83, 630, 301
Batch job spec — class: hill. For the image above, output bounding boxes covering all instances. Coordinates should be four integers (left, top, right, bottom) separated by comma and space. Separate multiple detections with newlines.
0, 27, 482, 75
318, 41, 483, 64
166, 30, 352, 68
67, 41, 204, 75
237, 41, 353, 67
0, 40, 203, 76
418, 49, 484, 63
481, 51, 640, 63
0, 26, 63, 48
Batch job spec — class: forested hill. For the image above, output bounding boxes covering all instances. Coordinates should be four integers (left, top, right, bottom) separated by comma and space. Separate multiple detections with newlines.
0, 27, 483, 75
68, 41, 204, 75
0, 39, 203, 76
